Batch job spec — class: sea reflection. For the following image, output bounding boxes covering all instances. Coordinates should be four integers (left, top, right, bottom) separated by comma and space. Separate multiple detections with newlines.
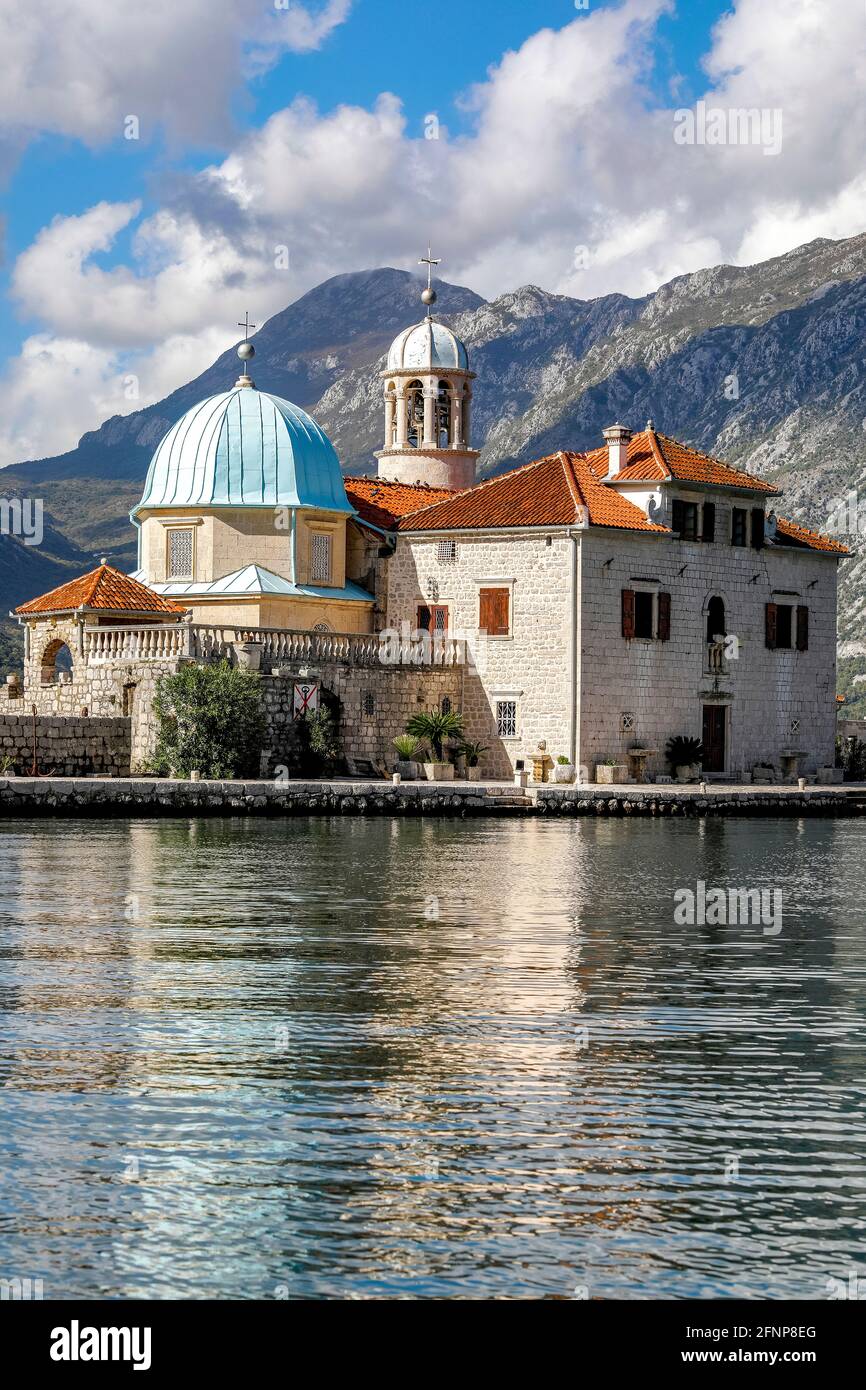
0, 815, 864, 1298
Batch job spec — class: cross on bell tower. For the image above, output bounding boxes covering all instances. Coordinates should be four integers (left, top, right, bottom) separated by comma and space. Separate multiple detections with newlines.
235, 310, 257, 388
419, 245, 440, 316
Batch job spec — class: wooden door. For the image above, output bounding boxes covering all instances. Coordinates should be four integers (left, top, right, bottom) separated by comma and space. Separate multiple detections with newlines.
702, 705, 726, 773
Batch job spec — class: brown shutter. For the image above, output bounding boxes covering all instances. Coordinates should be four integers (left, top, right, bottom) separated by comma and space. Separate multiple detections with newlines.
765, 602, 777, 649
796, 604, 809, 651
622, 588, 635, 639
657, 591, 671, 641
479, 588, 509, 636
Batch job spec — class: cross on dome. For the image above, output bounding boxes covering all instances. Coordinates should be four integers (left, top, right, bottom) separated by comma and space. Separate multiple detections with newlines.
419, 244, 440, 314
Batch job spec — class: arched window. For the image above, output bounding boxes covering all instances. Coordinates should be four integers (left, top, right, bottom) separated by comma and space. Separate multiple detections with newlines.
406, 380, 424, 448
437, 380, 452, 448
40, 638, 73, 685
706, 595, 726, 644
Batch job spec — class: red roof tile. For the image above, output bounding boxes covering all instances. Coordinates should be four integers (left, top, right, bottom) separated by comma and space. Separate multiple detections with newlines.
16, 564, 188, 616
773, 516, 849, 555
345, 476, 457, 529
586, 428, 780, 495
396, 452, 669, 533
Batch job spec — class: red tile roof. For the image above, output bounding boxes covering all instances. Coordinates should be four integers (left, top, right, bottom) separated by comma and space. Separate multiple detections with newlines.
345, 476, 457, 529
585, 427, 780, 495
773, 516, 849, 555
16, 564, 188, 616
396, 452, 669, 534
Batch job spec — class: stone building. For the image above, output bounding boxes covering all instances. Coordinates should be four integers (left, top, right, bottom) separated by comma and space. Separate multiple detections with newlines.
10, 272, 848, 782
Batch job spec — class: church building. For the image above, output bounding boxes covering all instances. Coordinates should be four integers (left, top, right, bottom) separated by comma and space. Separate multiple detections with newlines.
13, 259, 848, 783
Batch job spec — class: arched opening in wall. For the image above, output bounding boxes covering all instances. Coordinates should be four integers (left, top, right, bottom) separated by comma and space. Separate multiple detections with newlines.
706, 595, 726, 644
40, 638, 73, 686
437, 380, 452, 448
406, 379, 424, 448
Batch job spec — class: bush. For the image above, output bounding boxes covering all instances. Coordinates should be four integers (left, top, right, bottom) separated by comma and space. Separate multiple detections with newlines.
393, 734, 423, 760
152, 660, 265, 779
840, 736, 866, 781
406, 709, 464, 761
665, 735, 703, 771
298, 705, 343, 775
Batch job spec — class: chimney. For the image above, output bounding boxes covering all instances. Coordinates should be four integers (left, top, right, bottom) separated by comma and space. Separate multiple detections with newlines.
602, 423, 632, 482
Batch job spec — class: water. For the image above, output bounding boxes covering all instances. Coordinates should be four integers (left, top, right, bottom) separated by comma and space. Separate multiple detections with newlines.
0, 815, 864, 1300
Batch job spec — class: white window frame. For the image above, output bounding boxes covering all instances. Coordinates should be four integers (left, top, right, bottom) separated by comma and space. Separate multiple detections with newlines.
491, 687, 523, 741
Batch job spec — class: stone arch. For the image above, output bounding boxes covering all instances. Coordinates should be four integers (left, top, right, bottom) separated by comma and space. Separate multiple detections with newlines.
40, 637, 73, 685
704, 592, 727, 644
406, 379, 424, 447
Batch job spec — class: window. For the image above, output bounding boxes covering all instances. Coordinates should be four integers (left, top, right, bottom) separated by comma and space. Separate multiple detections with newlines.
751, 508, 765, 550
167, 527, 194, 579
441, 695, 452, 715
363, 691, 375, 716
418, 604, 448, 633
766, 603, 808, 651
496, 700, 517, 738
437, 539, 457, 563
731, 508, 747, 546
479, 586, 510, 637
310, 533, 332, 583
702, 502, 716, 542
671, 499, 698, 540
622, 589, 671, 641
634, 591, 654, 639
706, 595, 726, 644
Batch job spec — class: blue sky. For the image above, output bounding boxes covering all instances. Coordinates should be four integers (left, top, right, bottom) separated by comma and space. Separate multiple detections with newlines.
0, 0, 862, 465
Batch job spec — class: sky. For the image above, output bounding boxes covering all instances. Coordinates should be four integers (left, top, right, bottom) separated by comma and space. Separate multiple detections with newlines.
0, 0, 864, 468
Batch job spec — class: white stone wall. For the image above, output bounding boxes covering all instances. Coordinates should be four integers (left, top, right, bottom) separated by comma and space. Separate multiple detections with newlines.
385, 513, 841, 780
578, 524, 839, 778
384, 532, 575, 776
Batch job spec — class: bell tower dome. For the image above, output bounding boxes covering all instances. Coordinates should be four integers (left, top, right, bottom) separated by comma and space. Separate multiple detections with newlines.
375, 248, 479, 491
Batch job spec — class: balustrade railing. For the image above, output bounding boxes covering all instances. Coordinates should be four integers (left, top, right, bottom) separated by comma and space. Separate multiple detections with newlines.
84, 623, 465, 669
706, 640, 727, 675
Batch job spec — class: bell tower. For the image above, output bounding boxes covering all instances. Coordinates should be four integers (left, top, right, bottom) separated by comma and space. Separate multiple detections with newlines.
375, 247, 479, 491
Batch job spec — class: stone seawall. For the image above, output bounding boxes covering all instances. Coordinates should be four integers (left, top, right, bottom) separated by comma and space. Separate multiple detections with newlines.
0, 716, 131, 777
0, 777, 862, 817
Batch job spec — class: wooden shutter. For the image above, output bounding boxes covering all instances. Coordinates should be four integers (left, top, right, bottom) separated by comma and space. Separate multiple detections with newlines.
657, 591, 671, 641
765, 602, 777, 649
479, 587, 509, 636
702, 502, 716, 542
796, 604, 809, 651
621, 588, 635, 639
417, 605, 431, 631
751, 508, 765, 549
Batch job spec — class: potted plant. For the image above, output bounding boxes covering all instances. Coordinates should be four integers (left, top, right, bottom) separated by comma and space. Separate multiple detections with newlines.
459, 740, 489, 782
393, 734, 424, 781
235, 640, 263, 672
553, 754, 574, 783
665, 735, 703, 783
406, 709, 464, 781
595, 758, 630, 785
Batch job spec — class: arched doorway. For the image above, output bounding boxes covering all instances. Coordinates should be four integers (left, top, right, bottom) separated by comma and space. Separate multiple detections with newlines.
40, 638, 73, 685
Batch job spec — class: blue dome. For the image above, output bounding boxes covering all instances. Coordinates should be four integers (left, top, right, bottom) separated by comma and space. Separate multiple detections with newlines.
134, 385, 352, 514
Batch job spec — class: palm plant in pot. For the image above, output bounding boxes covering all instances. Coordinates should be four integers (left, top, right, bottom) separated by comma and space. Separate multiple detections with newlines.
393, 734, 424, 781
458, 739, 489, 782
406, 709, 464, 781
665, 735, 703, 783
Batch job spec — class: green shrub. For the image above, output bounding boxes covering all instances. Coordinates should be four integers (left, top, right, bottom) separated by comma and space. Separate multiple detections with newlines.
665, 735, 703, 770
298, 704, 343, 776
152, 660, 265, 779
406, 709, 464, 762
393, 734, 423, 760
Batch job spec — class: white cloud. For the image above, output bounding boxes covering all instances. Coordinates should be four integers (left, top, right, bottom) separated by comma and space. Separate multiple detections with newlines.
0, 0, 352, 149
3, 0, 866, 466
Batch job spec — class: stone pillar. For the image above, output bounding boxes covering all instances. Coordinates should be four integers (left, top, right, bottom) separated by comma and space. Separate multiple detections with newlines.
422, 386, 437, 448
395, 388, 408, 447
451, 386, 463, 447
384, 391, 395, 447
463, 392, 472, 446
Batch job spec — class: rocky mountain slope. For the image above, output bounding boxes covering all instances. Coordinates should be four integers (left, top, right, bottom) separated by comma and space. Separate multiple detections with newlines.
2, 235, 865, 690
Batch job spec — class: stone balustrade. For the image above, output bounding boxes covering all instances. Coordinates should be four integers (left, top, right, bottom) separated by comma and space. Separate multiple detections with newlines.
83, 623, 466, 669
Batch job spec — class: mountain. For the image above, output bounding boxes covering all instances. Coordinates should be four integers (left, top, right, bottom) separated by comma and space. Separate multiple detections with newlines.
2, 237, 866, 697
